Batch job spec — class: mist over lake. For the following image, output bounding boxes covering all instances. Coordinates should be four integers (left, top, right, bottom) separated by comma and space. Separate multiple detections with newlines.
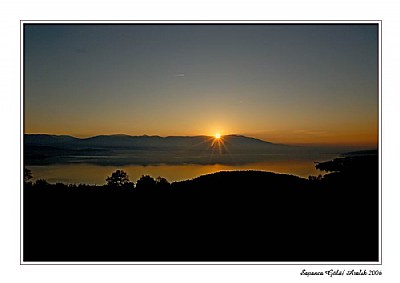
24, 134, 372, 184
25, 157, 325, 184
24, 133, 369, 183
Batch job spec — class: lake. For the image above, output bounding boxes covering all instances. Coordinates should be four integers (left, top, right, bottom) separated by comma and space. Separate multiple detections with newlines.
26, 151, 341, 185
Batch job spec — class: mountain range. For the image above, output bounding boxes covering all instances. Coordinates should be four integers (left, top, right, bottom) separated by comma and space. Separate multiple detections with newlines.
25, 133, 280, 150
24, 134, 346, 166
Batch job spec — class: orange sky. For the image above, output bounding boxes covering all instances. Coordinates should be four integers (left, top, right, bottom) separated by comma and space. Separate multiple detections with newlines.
24, 24, 379, 147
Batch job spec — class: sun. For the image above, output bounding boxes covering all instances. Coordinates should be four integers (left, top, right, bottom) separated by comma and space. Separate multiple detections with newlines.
215, 133, 221, 139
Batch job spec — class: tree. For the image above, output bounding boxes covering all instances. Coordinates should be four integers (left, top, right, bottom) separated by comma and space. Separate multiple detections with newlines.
136, 175, 156, 190
308, 174, 323, 181
34, 179, 49, 187
106, 170, 132, 187
24, 168, 33, 182
155, 176, 170, 189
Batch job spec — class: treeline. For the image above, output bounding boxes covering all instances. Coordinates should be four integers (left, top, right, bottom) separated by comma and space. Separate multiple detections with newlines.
24, 168, 171, 190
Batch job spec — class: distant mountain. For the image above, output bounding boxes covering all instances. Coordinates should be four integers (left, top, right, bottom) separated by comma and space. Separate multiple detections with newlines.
25, 133, 283, 151
25, 134, 80, 146
26, 134, 353, 166
24, 133, 296, 166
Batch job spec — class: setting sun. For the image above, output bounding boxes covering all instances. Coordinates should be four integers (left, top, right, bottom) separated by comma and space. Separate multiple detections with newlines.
215, 133, 221, 139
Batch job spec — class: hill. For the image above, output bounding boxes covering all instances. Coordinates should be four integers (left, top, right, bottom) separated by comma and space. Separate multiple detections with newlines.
23, 152, 378, 261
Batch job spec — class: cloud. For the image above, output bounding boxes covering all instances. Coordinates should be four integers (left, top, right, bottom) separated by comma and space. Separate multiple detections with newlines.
175, 73, 185, 77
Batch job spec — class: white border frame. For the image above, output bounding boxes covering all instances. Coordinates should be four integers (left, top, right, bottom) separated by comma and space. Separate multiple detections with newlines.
20, 20, 382, 265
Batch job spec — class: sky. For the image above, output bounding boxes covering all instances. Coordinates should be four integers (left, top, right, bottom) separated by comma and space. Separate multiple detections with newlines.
24, 24, 378, 146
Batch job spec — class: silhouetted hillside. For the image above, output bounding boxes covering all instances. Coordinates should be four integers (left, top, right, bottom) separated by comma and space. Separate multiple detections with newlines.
23, 153, 378, 262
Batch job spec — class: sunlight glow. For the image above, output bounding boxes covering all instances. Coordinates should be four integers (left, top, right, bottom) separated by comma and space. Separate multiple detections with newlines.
209, 132, 230, 158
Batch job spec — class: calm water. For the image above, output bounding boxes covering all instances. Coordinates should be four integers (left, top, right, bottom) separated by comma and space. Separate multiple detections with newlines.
26, 152, 340, 185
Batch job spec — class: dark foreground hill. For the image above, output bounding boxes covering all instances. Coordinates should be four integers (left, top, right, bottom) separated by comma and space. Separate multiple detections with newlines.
23, 153, 378, 262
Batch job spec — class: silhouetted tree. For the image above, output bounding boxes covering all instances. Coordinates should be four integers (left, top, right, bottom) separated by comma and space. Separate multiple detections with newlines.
136, 175, 156, 190
106, 170, 132, 187
155, 176, 170, 189
34, 179, 49, 187
24, 168, 33, 182
308, 174, 322, 181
